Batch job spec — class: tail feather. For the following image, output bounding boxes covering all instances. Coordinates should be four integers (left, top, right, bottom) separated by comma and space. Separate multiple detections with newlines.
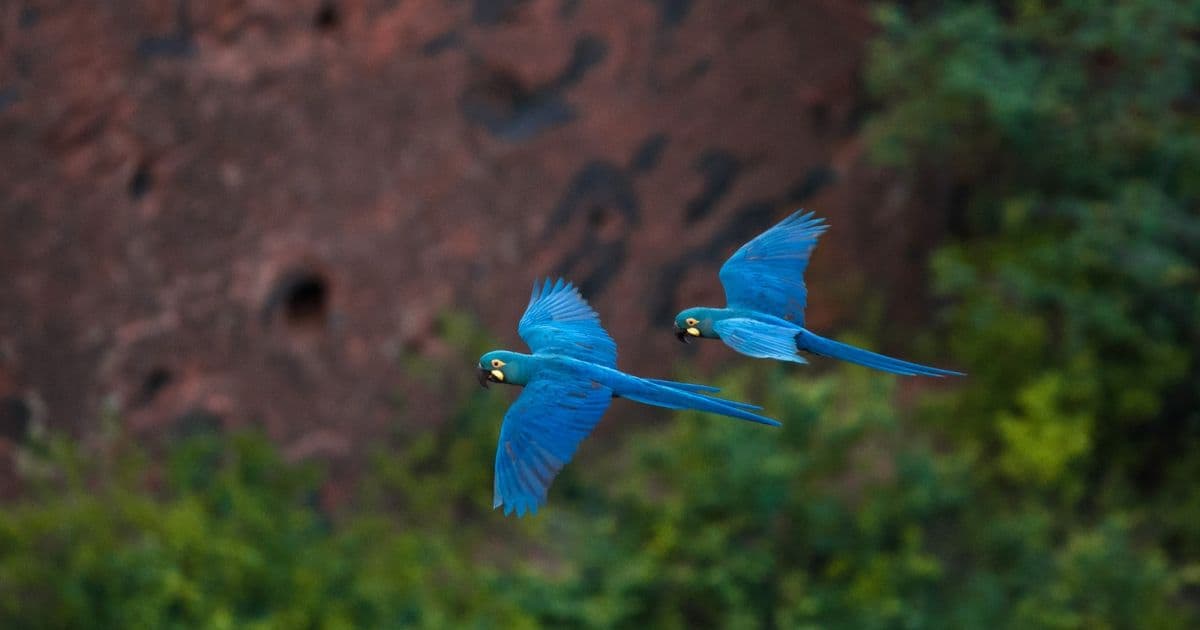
643, 378, 763, 412
795, 329, 964, 377
614, 377, 780, 427
643, 379, 719, 394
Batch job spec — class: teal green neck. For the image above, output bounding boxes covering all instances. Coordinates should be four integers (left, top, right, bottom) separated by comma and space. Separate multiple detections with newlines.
478, 350, 538, 386
674, 307, 731, 338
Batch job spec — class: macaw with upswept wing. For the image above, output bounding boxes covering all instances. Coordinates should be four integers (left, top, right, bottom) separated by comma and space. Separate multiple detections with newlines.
674, 210, 963, 378
479, 278, 778, 516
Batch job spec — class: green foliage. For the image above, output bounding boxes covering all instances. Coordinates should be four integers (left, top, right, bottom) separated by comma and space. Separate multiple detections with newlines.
0, 425, 544, 629
867, 0, 1200, 197
3, 1, 1198, 627
0, 361, 1188, 628
865, 0, 1200, 623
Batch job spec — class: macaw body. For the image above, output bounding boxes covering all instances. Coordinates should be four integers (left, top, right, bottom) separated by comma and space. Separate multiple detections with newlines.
479, 351, 768, 416
480, 279, 777, 517
675, 211, 963, 378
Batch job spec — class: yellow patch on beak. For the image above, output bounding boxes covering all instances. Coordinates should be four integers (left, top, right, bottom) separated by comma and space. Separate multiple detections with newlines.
686, 327, 701, 337
491, 369, 505, 382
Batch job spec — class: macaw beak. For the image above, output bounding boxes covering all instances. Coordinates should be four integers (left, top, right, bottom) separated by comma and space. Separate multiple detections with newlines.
477, 368, 491, 388
675, 326, 689, 344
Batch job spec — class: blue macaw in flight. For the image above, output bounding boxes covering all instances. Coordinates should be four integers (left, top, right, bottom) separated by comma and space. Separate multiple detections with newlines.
479, 278, 778, 516
674, 210, 963, 377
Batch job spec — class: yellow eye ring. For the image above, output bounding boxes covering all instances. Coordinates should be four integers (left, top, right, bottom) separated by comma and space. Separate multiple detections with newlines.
685, 318, 699, 327
491, 359, 505, 369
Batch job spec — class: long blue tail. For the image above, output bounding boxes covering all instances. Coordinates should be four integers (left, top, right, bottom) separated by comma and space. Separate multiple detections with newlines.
795, 329, 964, 377
643, 379, 720, 394
613, 376, 780, 426
643, 378, 764, 412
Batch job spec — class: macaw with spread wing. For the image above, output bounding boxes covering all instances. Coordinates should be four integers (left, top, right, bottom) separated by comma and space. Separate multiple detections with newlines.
674, 210, 963, 378
479, 278, 778, 517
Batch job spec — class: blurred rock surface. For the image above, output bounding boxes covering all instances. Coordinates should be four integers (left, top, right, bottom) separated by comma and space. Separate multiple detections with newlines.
0, 1, 951, 469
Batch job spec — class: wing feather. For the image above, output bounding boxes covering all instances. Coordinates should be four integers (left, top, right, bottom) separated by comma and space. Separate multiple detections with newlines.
493, 373, 612, 516
718, 210, 827, 325
713, 318, 809, 364
518, 278, 617, 367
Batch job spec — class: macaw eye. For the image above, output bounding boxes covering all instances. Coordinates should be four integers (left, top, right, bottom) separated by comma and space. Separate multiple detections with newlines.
491, 359, 505, 369
685, 318, 699, 327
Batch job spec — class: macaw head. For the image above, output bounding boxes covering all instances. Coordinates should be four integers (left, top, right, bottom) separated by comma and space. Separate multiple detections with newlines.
673, 308, 718, 343
477, 350, 532, 388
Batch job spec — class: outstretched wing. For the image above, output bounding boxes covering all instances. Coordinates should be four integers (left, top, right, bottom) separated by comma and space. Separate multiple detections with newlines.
493, 373, 612, 516
713, 318, 808, 364
518, 278, 617, 367
718, 210, 827, 325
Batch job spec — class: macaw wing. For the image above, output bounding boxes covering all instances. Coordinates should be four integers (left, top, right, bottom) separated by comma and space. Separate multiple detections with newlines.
493, 372, 612, 517
518, 278, 617, 367
718, 210, 827, 325
713, 318, 808, 365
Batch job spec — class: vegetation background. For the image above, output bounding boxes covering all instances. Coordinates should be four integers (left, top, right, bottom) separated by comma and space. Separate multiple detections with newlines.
2, 0, 1198, 627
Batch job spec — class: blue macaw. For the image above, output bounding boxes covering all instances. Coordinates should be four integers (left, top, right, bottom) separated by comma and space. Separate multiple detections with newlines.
479, 278, 778, 516
673, 210, 963, 377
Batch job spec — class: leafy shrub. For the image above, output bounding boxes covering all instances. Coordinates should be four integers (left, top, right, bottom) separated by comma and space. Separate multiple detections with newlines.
2, 1, 1198, 627
0, 363, 1187, 628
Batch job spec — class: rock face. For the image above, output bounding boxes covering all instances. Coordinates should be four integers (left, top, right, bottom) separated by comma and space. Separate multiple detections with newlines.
0, 1, 946, 459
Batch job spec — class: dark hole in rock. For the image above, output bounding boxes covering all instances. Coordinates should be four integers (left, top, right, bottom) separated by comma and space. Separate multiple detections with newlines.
284, 273, 329, 327
129, 162, 152, 199
314, 2, 340, 30
0, 396, 31, 442
137, 367, 172, 405
262, 268, 332, 328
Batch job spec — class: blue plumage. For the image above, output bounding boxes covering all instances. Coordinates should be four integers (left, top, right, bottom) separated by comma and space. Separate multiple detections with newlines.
519, 278, 617, 367
492, 375, 610, 518
675, 210, 964, 378
720, 210, 827, 326
481, 278, 778, 517
713, 318, 809, 364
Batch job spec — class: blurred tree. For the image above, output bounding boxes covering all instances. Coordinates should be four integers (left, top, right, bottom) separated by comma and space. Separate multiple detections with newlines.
867, 0, 1200, 617
1, 1, 1198, 628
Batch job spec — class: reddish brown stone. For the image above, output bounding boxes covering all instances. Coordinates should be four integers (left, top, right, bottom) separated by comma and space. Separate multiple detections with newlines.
0, 1, 953, 481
